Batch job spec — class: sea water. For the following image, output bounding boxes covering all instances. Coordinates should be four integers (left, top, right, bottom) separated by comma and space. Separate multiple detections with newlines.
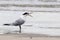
0, 11, 60, 36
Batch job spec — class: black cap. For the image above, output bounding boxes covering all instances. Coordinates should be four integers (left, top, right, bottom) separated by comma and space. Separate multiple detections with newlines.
23, 12, 29, 15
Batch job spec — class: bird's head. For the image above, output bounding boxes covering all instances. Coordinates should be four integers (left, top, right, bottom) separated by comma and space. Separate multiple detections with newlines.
22, 12, 32, 17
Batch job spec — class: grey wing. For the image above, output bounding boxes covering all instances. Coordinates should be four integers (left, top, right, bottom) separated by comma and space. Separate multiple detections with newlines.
12, 19, 25, 26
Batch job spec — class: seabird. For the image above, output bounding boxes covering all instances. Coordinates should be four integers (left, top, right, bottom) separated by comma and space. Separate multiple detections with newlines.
3, 12, 32, 33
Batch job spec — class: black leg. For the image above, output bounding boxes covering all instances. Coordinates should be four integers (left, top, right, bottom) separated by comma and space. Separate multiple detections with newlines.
19, 25, 21, 33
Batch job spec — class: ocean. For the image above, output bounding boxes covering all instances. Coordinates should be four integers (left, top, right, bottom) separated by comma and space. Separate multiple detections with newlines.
0, 11, 60, 36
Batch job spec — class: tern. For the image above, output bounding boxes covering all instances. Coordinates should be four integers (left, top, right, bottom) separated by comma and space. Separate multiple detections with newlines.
3, 12, 32, 33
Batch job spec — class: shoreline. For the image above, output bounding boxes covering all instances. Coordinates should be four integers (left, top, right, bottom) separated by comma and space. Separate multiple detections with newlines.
0, 33, 60, 40
1, 33, 60, 37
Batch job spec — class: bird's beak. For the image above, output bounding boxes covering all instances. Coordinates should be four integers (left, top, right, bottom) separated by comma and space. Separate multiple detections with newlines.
28, 14, 32, 17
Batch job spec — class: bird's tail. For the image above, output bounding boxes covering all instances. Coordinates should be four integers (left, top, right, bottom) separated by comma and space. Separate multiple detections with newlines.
3, 24, 11, 26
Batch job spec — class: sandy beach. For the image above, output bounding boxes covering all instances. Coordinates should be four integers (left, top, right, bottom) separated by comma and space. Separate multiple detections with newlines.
0, 33, 60, 40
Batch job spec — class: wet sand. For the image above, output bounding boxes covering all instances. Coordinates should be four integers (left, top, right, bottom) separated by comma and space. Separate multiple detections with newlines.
0, 33, 60, 40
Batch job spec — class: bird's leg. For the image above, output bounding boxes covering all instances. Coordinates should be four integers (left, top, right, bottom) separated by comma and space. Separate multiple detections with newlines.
19, 25, 21, 33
